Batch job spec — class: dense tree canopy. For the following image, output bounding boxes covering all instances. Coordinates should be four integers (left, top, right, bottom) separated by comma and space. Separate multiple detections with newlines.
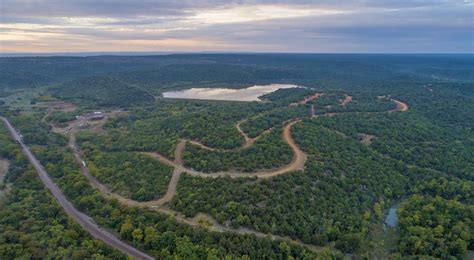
0, 54, 472, 258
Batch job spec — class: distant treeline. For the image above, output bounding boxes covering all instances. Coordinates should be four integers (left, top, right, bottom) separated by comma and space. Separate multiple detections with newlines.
1, 54, 472, 106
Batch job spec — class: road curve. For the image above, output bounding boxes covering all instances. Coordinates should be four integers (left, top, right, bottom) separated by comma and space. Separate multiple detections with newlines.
47, 92, 410, 256
186, 119, 271, 152
71, 135, 322, 253
1, 116, 154, 260
142, 120, 306, 179
390, 99, 408, 112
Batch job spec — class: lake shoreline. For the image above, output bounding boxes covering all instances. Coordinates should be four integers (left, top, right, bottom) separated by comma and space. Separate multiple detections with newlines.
162, 84, 300, 102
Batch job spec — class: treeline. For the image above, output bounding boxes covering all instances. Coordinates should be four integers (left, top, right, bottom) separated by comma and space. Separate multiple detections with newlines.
0, 55, 419, 106
260, 87, 316, 104
51, 63, 300, 107
54, 76, 155, 106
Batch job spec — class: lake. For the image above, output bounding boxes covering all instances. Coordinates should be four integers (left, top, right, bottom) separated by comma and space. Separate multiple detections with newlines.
162, 84, 299, 102
383, 205, 399, 231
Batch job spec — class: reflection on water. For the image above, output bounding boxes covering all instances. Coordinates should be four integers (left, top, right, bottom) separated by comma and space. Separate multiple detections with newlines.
383, 205, 399, 231
162, 84, 299, 102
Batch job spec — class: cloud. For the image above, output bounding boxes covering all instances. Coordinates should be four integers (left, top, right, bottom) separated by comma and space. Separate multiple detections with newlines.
0, 0, 472, 53
186, 5, 349, 24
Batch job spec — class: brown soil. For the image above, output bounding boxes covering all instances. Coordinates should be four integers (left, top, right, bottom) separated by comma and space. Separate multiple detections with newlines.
340, 94, 352, 106
185, 119, 270, 152
358, 133, 376, 145
298, 92, 323, 105
389, 99, 409, 112
143, 120, 306, 179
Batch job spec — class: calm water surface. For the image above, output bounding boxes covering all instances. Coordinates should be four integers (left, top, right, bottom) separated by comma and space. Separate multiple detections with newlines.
383, 205, 399, 231
162, 84, 299, 101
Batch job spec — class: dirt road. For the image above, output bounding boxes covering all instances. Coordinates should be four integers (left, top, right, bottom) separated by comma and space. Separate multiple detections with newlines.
186, 119, 270, 152
61, 92, 409, 255
142, 120, 306, 179
1, 117, 153, 260
298, 92, 322, 105
340, 94, 352, 105
72, 135, 320, 252
390, 99, 409, 112
151, 140, 186, 206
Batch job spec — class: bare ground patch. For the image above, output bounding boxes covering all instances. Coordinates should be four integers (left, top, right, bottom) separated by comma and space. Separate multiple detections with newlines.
298, 92, 323, 105
358, 133, 376, 145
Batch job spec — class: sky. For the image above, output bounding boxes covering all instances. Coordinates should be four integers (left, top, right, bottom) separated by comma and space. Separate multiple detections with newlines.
1, 0, 473, 53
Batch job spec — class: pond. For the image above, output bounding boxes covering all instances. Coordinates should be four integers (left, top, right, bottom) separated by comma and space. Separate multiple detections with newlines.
383, 205, 399, 231
162, 84, 299, 102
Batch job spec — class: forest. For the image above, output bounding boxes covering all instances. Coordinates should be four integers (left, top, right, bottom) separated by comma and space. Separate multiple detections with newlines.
0, 122, 125, 259
0, 54, 472, 258
1, 111, 324, 259
397, 195, 473, 258
183, 127, 293, 173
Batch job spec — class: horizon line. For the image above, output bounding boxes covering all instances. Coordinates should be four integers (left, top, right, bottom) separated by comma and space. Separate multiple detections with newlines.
1, 51, 473, 58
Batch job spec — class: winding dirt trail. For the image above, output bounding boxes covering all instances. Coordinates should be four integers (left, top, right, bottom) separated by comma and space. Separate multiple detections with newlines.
390, 99, 408, 112
63, 93, 409, 254
235, 119, 255, 148
185, 119, 270, 152
143, 120, 306, 179
298, 92, 323, 105
72, 139, 320, 252
70, 131, 320, 252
